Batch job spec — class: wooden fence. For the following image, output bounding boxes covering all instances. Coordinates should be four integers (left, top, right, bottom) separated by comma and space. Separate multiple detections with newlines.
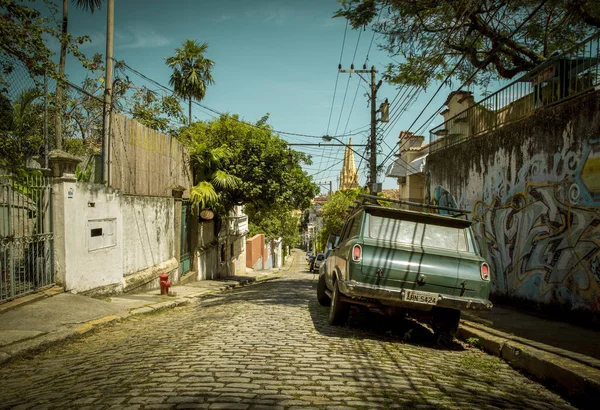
109, 113, 192, 198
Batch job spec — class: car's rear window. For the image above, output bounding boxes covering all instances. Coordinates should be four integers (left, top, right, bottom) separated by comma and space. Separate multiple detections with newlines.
368, 215, 469, 252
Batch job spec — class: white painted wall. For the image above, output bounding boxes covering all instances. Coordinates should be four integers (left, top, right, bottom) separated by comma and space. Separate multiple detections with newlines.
54, 181, 123, 293
122, 195, 174, 276
53, 181, 178, 294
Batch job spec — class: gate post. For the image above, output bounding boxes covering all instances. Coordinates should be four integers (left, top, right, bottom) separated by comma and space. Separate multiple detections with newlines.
49, 150, 81, 288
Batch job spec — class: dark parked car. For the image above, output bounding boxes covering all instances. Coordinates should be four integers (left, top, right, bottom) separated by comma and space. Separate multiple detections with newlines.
317, 202, 492, 342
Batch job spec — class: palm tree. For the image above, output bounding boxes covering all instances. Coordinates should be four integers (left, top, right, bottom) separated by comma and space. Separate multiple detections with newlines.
55, 0, 104, 149
189, 142, 240, 213
166, 40, 215, 125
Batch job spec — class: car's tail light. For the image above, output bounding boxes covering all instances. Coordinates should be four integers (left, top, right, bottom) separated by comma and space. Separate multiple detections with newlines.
352, 244, 362, 262
481, 263, 490, 280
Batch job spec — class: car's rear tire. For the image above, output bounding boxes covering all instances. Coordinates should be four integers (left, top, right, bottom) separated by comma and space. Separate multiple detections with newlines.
317, 274, 330, 306
432, 307, 460, 345
329, 280, 349, 325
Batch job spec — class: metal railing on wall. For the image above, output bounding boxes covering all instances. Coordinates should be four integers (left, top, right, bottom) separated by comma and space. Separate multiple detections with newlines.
429, 31, 600, 153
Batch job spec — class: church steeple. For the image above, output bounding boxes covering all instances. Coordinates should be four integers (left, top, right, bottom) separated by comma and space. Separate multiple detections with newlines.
339, 139, 359, 190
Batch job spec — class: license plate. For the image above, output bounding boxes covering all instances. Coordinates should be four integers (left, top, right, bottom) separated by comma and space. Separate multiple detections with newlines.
403, 290, 439, 305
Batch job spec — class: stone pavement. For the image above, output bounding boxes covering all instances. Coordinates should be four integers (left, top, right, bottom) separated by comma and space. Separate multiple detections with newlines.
0, 252, 576, 409
0, 259, 291, 367
0, 249, 597, 408
459, 305, 600, 406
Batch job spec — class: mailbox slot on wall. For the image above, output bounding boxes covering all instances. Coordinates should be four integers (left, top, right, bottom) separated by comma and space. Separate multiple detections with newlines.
88, 218, 116, 251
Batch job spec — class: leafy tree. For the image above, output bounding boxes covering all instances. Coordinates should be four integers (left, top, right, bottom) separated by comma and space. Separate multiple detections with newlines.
336, 0, 600, 88
0, 0, 58, 89
188, 141, 241, 212
248, 207, 301, 251
55, 0, 104, 149
166, 40, 215, 125
129, 87, 185, 135
181, 114, 319, 248
317, 188, 362, 249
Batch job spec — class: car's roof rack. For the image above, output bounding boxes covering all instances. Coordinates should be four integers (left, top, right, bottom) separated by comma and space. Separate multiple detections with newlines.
357, 194, 470, 218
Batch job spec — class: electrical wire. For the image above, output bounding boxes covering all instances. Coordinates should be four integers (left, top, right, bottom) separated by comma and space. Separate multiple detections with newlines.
326, 20, 348, 136
117, 60, 365, 140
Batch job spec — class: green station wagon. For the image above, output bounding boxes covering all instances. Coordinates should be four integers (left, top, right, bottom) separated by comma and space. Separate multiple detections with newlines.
317, 203, 492, 341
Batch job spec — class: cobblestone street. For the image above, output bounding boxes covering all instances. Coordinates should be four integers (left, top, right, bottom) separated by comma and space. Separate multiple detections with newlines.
0, 254, 574, 410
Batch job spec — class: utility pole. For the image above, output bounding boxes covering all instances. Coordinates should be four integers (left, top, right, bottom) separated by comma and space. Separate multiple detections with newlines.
339, 64, 382, 195
102, 0, 114, 184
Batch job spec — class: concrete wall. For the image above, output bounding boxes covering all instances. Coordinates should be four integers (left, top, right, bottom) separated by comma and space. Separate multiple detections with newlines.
53, 181, 123, 294
427, 90, 600, 315
121, 195, 177, 292
53, 181, 177, 295
246, 234, 265, 270
122, 195, 174, 275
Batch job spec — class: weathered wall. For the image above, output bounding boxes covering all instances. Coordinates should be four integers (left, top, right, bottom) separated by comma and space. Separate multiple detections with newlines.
53, 181, 123, 294
121, 195, 177, 292
110, 113, 192, 198
428, 91, 600, 314
122, 195, 174, 275
54, 182, 177, 294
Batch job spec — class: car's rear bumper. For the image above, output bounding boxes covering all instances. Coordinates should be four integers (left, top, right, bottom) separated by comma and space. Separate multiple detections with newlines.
340, 280, 493, 311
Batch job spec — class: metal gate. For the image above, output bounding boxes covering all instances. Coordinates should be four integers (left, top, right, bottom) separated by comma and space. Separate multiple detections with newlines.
0, 172, 53, 303
179, 200, 192, 275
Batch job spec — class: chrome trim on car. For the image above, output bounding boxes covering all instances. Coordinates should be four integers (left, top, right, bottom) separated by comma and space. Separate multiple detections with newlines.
340, 280, 493, 311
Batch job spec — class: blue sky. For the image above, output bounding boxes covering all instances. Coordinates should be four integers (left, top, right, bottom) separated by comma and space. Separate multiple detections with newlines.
49, 0, 461, 194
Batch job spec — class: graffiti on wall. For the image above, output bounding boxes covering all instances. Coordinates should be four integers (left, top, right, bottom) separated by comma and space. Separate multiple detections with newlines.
467, 136, 600, 311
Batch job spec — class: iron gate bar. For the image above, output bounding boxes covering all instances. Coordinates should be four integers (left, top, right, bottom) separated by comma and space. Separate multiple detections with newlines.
0, 172, 54, 303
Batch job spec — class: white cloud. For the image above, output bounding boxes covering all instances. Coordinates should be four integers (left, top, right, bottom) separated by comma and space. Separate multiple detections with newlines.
116, 24, 170, 49
244, 4, 288, 26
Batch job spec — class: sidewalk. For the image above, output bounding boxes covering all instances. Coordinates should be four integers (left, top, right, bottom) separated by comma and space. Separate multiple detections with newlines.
0, 253, 295, 366
458, 306, 600, 407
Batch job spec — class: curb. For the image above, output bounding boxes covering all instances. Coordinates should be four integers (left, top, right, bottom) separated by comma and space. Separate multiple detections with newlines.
0, 263, 293, 366
458, 320, 600, 407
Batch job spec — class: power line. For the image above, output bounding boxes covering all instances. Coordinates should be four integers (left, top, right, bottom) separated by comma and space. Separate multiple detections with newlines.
320, 26, 365, 186
326, 20, 348, 136
117, 61, 365, 140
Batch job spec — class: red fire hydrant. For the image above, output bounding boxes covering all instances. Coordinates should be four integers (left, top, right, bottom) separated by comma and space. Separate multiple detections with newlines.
159, 273, 171, 295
